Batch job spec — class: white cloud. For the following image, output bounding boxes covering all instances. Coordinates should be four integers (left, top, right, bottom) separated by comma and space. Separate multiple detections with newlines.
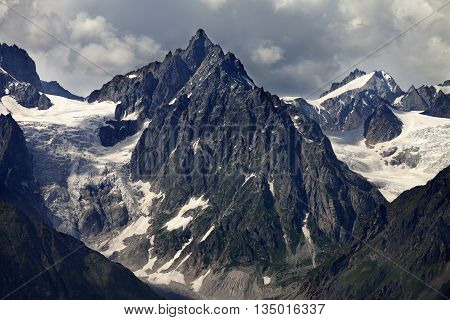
200, 0, 227, 10
272, 0, 324, 11
67, 12, 163, 74
251, 43, 284, 64
0, 2, 165, 95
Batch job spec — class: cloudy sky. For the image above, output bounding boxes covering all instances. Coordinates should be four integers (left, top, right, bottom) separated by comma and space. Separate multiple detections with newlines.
0, 0, 449, 97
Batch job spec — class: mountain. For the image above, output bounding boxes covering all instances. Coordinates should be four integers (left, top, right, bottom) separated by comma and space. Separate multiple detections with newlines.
363, 104, 403, 145
0, 43, 52, 110
0, 30, 385, 299
0, 199, 162, 299
394, 84, 450, 118
41, 80, 83, 101
319, 68, 367, 98
288, 69, 404, 132
85, 30, 386, 298
284, 165, 450, 299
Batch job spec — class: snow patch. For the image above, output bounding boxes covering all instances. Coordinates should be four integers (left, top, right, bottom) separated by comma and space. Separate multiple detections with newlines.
147, 270, 186, 286
242, 173, 256, 186
158, 238, 193, 272
132, 180, 164, 214
191, 269, 211, 293
123, 111, 139, 121
308, 72, 375, 108
434, 85, 450, 95
102, 215, 151, 257
165, 196, 210, 231
169, 98, 177, 105
268, 180, 275, 196
127, 74, 137, 79
200, 225, 215, 242
263, 276, 271, 285
393, 94, 404, 106
302, 212, 316, 268
192, 139, 201, 154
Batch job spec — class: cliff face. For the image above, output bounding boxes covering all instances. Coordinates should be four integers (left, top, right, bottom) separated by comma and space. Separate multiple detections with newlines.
0, 43, 52, 109
364, 104, 403, 144
0, 43, 42, 90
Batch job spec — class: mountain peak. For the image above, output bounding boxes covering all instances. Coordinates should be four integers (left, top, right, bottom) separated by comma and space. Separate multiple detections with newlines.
182, 29, 215, 71
320, 68, 367, 97
0, 43, 42, 90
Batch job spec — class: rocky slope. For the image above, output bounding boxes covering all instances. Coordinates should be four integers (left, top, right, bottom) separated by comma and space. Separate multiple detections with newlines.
364, 104, 403, 145
284, 165, 450, 299
0, 199, 162, 299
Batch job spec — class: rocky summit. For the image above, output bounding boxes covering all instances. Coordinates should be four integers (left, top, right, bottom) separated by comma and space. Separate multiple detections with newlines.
0, 43, 52, 110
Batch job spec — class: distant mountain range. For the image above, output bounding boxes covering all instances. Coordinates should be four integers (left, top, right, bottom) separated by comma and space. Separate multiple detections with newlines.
0, 30, 448, 299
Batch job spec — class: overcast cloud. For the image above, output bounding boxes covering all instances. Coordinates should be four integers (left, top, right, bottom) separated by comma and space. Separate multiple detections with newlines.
0, 0, 448, 97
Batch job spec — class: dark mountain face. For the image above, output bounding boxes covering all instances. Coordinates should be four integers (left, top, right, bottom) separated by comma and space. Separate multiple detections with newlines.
364, 104, 403, 145
395, 85, 450, 118
87, 30, 386, 298
0, 43, 52, 109
0, 114, 50, 223
397, 86, 430, 111
41, 80, 83, 101
439, 80, 450, 86
0, 114, 33, 190
421, 91, 450, 119
0, 43, 42, 90
284, 165, 450, 300
0, 200, 162, 300
320, 90, 389, 131
320, 68, 367, 98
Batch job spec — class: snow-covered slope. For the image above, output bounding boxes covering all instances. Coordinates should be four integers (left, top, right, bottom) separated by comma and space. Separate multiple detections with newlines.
327, 109, 450, 201
307, 72, 375, 108
1, 95, 152, 237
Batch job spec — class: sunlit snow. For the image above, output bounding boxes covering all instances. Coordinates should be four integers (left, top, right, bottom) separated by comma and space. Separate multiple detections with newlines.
327, 109, 450, 201
165, 196, 210, 231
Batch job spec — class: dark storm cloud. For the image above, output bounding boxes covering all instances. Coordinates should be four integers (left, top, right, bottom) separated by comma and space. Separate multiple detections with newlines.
0, 0, 449, 97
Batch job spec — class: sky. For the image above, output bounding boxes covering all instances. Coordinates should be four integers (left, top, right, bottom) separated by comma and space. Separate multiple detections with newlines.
0, 0, 449, 97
